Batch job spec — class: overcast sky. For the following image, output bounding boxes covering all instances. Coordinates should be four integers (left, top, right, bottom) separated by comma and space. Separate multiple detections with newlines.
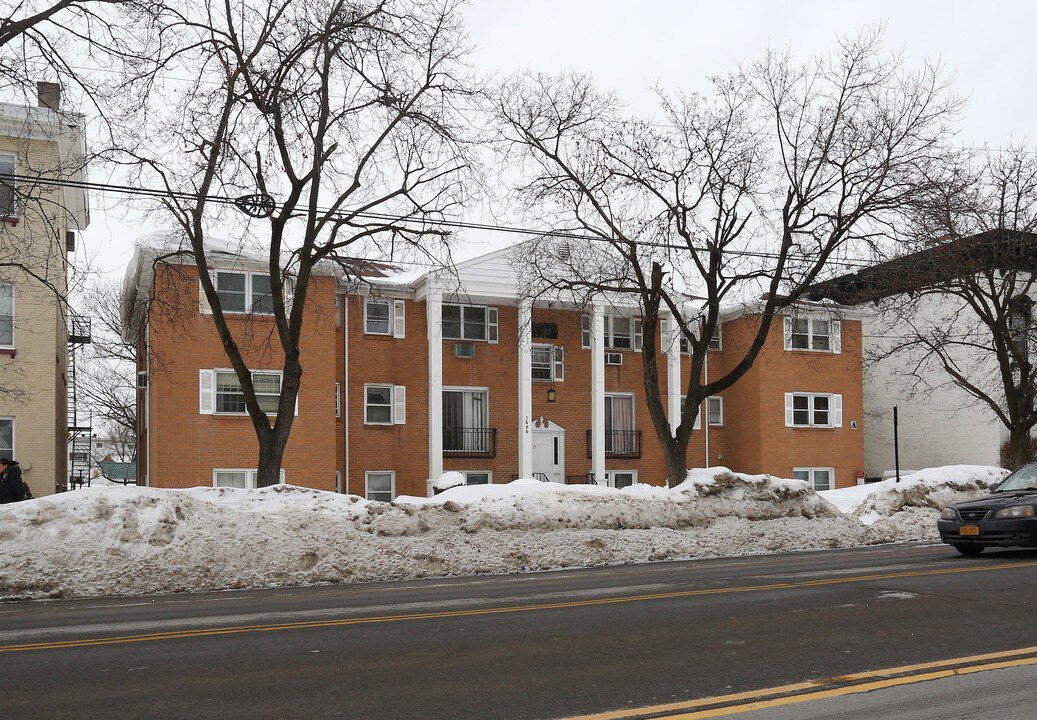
81, 0, 1037, 278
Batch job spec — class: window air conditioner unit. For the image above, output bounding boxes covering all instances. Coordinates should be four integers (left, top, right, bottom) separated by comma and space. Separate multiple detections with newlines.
136, 371, 148, 389
605, 352, 623, 366
454, 343, 475, 358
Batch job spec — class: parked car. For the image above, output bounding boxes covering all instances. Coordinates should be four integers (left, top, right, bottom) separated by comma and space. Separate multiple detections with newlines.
938, 462, 1037, 556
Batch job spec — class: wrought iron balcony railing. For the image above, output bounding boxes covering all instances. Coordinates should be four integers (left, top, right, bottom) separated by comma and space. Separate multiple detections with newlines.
585, 429, 643, 459
443, 427, 497, 458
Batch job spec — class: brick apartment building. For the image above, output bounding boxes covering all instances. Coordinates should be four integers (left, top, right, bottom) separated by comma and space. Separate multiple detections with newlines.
123, 241, 866, 499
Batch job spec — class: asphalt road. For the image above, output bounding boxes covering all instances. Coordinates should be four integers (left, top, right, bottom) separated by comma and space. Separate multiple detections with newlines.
3, 542, 1037, 720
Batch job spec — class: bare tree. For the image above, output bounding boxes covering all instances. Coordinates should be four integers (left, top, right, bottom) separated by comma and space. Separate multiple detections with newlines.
75, 278, 135, 445
839, 150, 1037, 469
121, 0, 474, 486
497, 30, 961, 486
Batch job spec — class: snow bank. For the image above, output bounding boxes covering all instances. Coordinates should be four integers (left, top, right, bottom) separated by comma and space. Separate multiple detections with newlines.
0, 466, 1001, 600
820, 465, 1008, 525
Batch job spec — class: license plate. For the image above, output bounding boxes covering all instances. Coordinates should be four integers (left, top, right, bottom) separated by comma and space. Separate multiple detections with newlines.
960, 525, 980, 536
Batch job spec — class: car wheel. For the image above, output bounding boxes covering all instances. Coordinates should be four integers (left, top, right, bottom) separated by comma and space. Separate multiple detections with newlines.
953, 543, 984, 557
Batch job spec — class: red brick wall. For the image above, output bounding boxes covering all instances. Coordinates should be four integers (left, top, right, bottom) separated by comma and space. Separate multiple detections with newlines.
145, 264, 339, 490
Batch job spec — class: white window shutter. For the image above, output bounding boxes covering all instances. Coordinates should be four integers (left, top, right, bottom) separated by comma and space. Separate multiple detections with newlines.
393, 385, 406, 424
581, 315, 591, 349
199, 273, 214, 315
832, 394, 843, 427
693, 402, 701, 430
393, 300, 406, 338
284, 276, 295, 314
784, 393, 794, 427
832, 320, 842, 354
487, 307, 498, 343
199, 370, 215, 414
634, 319, 643, 351
782, 317, 792, 350
554, 346, 564, 381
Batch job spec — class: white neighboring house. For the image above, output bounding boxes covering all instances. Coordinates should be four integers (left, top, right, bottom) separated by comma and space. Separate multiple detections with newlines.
861, 291, 1003, 476
807, 230, 1036, 477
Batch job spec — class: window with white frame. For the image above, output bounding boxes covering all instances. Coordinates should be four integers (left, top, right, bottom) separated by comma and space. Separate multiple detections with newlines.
606, 471, 637, 489
785, 316, 839, 352
443, 303, 497, 342
707, 396, 724, 426
365, 299, 391, 334
680, 327, 721, 353
365, 384, 406, 425
443, 388, 489, 452
0, 417, 13, 459
581, 315, 643, 351
681, 395, 702, 429
366, 471, 394, 502
366, 298, 406, 337
211, 370, 282, 414
198, 370, 287, 416
605, 394, 637, 454
464, 471, 491, 485
793, 467, 833, 491
531, 344, 564, 381
213, 468, 285, 489
214, 270, 276, 314
0, 153, 15, 217
785, 392, 842, 428
0, 283, 12, 346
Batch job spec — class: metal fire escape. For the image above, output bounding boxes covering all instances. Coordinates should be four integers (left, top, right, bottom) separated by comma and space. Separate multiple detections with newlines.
67, 312, 92, 490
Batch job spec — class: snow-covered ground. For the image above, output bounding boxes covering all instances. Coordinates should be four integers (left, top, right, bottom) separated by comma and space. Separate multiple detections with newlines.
0, 466, 1008, 600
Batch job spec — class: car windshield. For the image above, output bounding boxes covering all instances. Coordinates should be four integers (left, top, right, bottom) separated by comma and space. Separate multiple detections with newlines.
994, 462, 1037, 492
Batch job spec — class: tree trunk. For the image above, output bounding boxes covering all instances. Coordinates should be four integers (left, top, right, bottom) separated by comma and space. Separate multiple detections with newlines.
255, 427, 289, 487
1006, 427, 1035, 470
662, 430, 692, 488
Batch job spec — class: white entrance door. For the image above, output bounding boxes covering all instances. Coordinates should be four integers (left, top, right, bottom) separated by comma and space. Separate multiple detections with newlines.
531, 419, 565, 483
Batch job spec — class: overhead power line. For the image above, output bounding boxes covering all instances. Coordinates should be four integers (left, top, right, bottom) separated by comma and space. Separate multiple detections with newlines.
3, 171, 1027, 276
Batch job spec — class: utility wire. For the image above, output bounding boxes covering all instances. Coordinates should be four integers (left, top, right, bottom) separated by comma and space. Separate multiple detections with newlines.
4, 171, 1029, 276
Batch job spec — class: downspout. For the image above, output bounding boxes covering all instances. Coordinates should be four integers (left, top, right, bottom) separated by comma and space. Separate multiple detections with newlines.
703, 351, 709, 468
343, 294, 350, 495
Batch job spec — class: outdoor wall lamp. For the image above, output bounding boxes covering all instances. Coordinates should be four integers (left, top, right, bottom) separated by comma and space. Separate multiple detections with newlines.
547, 387, 557, 403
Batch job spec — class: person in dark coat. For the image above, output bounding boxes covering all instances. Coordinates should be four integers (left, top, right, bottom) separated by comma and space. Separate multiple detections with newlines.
0, 458, 25, 503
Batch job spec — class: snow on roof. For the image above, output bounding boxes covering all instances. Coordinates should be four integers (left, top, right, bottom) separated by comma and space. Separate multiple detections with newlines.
0, 465, 1004, 600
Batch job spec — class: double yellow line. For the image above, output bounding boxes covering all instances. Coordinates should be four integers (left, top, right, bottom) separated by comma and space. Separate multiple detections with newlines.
562, 645, 1037, 719
3, 559, 1037, 655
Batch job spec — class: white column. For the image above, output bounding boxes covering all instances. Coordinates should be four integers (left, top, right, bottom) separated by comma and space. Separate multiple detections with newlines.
591, 303, 606, 484
427, 289, 443, 491
666, 312, 682, 434
518, 299, 533, 478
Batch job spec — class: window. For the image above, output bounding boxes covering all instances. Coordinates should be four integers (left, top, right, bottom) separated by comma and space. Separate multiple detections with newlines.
785, 393, 842, 428
531, 344, 564, 381
214, 370, 281, 414
443, 388, 490, 453
606, 471, 637, 489
213, 468, 285, 489
214, 270, 276, 314
785, 316, 839, 352
680, 326, 721, 353
681, 395, 702, 429
335, 382, 341, 418
464, 471, 491, 485
0, 153, 15, 217
366, 471, 394, 502
443, 303, 497, 342
581, 315, 643, 351
707, 396, 724, 426
364, 384, 405, 424
0, 417, 13, 459
365, 299, 391, 334
793, 468, 833, 492
0, 283, 12, 347
605, 394, 636, 454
